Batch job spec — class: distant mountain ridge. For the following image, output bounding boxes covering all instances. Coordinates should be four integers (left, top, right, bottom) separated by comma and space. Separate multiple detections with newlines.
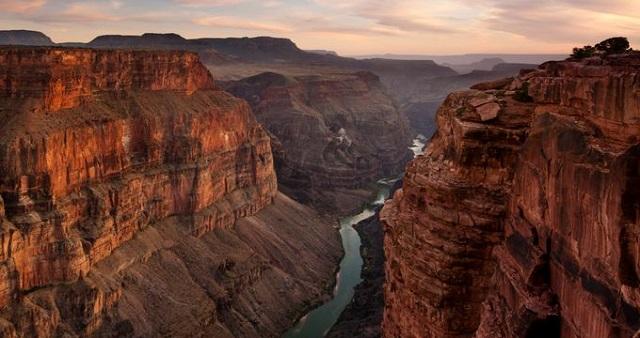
0, 30, 547, 73
444, 57, 505, 74
0, 29, 544, 137
0, 30, 53, 46
354, 53, 567, 64
83, 33, 458, 77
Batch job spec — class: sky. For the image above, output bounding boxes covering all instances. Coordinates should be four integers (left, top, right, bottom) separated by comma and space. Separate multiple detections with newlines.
1, 0, 639, 55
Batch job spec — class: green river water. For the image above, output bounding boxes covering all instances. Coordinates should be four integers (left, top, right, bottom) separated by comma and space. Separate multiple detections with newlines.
282, 135, 426, 338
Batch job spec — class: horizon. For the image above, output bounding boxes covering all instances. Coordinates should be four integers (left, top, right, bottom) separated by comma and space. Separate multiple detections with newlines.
1, 0, 638, 55
1, 28, 571, 58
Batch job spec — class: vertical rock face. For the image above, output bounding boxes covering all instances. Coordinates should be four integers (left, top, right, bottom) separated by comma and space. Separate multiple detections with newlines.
0, 47, 214, 112
226, 71, 413, 214
382, 53, 640, 337
0, 47, 339, 337
0, 47, 275, 301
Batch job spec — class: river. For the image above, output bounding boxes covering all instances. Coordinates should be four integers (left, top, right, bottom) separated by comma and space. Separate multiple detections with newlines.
282, 135, 427, 338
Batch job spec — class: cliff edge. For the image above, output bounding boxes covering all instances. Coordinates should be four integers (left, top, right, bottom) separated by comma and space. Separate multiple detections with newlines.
0, 47, 340, 337
382, 51, 640, 337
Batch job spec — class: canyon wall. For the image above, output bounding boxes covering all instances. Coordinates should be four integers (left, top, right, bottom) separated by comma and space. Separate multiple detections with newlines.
226, 71, 413, 214
382, 53, 640, 337
0, 47, 340, 337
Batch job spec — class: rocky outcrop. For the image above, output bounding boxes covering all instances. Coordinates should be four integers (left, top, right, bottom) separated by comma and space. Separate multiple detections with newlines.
0, 192, 340, 338
0, 47, 340, 337
0, 47, 214, 112
226, 71, 413, 214
0, 45, 274, 309
382, 52, 640, 337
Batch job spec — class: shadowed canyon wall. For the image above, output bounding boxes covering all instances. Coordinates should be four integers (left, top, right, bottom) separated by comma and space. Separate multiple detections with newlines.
382, 52, 640, 337
226, 71, 413, 215
0, 47, 340, 337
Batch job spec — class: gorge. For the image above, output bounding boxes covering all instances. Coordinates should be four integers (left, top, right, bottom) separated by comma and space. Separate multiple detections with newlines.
1, 26, 637, 338
225, 71, 413, 215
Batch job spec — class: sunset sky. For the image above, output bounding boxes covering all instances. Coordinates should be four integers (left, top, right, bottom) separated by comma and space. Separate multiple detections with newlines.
1, 0, 639, 55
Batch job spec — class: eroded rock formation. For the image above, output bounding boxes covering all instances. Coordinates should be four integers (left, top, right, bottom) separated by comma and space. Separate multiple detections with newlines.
0, 47, 340, 337
382, 52, 640, 337
226, 71, 413, 214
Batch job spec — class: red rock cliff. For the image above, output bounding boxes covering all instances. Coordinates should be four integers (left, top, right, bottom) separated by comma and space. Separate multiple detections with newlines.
0, 47, 214, 112
0, 47, 290, 336
381, 53, 640, 337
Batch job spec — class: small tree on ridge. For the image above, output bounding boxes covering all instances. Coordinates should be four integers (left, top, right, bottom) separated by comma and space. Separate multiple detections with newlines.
570, 37, 632, 59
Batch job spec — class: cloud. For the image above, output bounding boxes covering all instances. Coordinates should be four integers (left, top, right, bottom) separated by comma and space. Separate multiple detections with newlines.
35, 2, 122, 22
273, 10, 400, 37
1, 0, 638, 54
367, 14, 459, 34
306, 25, 399, 37
261, 0, 282, 8
175, 0, 244, 6
474, 0, 640, 43
193, 15, 292, 32
0, 0, 46, 13
313, 0, 460, 34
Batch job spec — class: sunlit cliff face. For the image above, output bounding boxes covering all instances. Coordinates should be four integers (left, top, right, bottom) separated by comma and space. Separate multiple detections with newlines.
1, 0, 638, 55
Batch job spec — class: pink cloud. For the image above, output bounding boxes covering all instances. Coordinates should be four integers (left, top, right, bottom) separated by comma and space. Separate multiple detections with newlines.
194, 15, 292, 32
175, 0, 244, 6
0, 0, 46, 13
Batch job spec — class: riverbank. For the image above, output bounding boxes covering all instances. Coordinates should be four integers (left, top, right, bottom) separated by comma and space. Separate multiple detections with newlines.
282, 135, 427, 338
281, 186, 386, 338
326, 207, 386, 338
327, 135, 426, 337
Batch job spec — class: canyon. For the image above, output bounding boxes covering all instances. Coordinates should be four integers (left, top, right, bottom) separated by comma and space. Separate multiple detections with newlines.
382, 50, 640, 337
0, 47, 341, 337
225, 71, 412, 214
0, 31, 537, 138
0, 31, 430, 214
0, 29, 611, 338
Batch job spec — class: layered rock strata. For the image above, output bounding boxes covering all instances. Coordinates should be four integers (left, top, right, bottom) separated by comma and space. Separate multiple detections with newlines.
0, 47, 340, 337
226, 71, 413, 214
382, 53, 640, 337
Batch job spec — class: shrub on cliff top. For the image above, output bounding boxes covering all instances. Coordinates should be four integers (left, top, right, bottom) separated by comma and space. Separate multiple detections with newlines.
571, 37, 632, 59
595, 37, 630, 54
571, 45, 595, 59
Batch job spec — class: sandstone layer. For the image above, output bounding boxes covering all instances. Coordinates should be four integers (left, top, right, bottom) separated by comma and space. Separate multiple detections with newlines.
0, 47, 340, 337
226, 71, 413, 214
382, 52, 640, 337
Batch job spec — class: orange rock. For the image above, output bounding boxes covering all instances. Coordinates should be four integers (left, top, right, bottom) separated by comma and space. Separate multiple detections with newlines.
0, 47, 277, 312
382, 52, 640, 338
